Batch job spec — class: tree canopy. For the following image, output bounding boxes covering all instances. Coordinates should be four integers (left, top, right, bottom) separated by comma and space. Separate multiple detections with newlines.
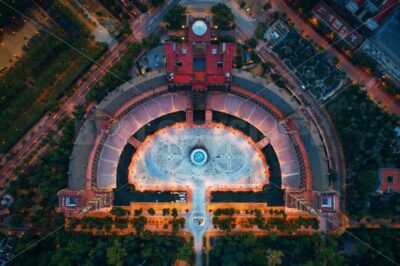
163, 4, 186, 29
287, 0, 319, 16
327, 86, 399, 173
11, 231, 191, 265
211, 3, 235, 29
107, 240, 127, 266
328, 85, 399, 217
0, 0, 32, 28
209, 233, 345, 266
151, 0, 165, 7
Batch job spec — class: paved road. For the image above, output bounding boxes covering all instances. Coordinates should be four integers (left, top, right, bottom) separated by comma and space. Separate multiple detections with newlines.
0, 0, 179, 185
271, 0, 400, 115
132, 0, 180, 39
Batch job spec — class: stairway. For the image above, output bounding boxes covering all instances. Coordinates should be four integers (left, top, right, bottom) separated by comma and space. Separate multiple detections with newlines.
192, 89, 206, 110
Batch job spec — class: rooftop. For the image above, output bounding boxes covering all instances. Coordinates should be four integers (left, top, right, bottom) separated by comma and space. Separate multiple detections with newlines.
165, 18, 235, 87
312, 1, 363, 48
378, 168, 400, 193
192, 20, 208, 36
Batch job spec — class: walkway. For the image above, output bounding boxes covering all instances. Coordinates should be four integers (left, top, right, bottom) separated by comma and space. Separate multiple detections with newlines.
187, 180, 207, 266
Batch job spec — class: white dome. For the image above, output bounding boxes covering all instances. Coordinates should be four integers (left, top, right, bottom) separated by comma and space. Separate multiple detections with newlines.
192, 20, 207, 36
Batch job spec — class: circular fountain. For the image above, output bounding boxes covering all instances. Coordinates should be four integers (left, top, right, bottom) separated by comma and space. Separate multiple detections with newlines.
190, 148, 208, 166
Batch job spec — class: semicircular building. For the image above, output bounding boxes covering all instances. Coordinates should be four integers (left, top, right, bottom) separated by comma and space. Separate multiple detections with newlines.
58, 17, 344, 228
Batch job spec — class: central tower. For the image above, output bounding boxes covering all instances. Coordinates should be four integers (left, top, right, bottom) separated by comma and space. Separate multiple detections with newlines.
165, 16, 236, 110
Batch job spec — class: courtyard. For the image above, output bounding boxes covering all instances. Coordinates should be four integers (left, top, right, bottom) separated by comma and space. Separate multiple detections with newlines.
129, 123, 268, 191
128, 123, 269, 259
273, 31, 345, 100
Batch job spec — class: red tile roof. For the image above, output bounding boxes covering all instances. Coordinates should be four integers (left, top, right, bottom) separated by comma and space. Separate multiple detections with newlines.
165, 19, 235, 87
379, 168, 400, 193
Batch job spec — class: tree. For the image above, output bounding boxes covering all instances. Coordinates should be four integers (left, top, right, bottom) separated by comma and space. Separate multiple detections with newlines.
147, 208, 155, 215
86, 83, 107, 103
328, 170, 338, 183
177, 242, 193, 262
115, 218, 129, 229
163, 5, 186, 29
211, 3, 235, 29
352, 52, 378, 74
0, 0, 33, 29
288, 0, 319, 16
162, 208, 170, 216
134, 208, 143, 216
106, 240, 127, 266
73, 104, 86, 121
266, 249, 283, 266
327, 86, 399, 217
263, 2, 272, 10
121, 18, 132, 35
171, 208, 178, 217
151, 0, 165, 7
170, 217, 185, 233
332, 56, 340, 65
214, 208, 235, 216
47, 102, 59, 113
284, 46, 293, 55
110, 207, 129, 217
142, 35, 160, 48
93, 240, 108, 260
247, 38, 257, 48
354, 171, 379, 197
9, 214, 23, 227
132, 216, 147, 232
216, 35, 236, 43
240, 1, 246, 8
255, 23, 268, 40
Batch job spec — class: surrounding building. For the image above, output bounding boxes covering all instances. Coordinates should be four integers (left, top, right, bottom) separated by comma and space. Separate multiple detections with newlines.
165, 16, 235, 92
0, 238, 13, 265
263, 18, 290, 46
377, 168, 400, 193
315, 1, 400, 81
361, 6, 400, 82
312, 1, 364, 48
345, 0, 399, 30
